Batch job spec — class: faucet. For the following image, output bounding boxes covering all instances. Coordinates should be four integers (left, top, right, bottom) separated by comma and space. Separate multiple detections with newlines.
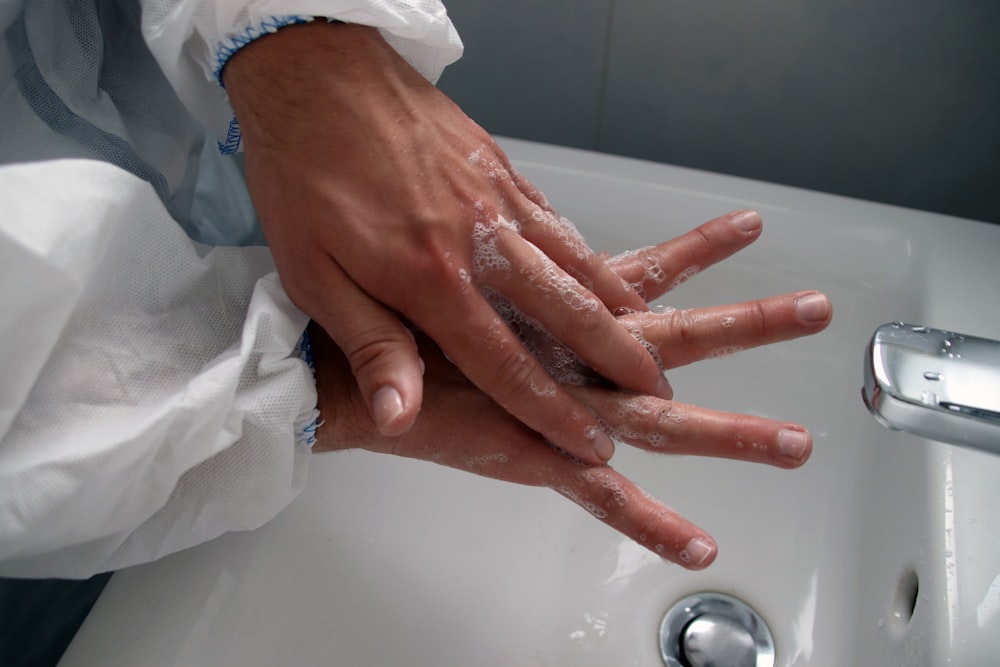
863, 322, 1000, 455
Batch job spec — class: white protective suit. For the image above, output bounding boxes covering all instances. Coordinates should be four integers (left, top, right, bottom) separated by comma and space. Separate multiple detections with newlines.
0, 0, 463, 578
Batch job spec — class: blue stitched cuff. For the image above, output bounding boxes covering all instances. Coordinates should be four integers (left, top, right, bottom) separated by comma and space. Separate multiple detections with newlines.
297, 326, 316, 375
213, 14, 314, 88
297, 411, 321, 448
295, 327, 321, 448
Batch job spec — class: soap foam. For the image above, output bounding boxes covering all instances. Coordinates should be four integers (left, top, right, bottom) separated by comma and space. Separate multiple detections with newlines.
606, 246, 667, 287
706, 345, 744, 359
603, 395, 684, 448
530, 376, 558, 398
465, 452, 509, 468
641, 254, 667, 284
619, 317, 664, 370
480, 285, 592, 386
553, 215, 590, 261
472, 221, 510, 275
473, 230, 667, 389
669, 265, 701, 290
580, 470, 629, 507
556, 486, 609, 519
467, 145, 512, 184
521, 243, 600, 315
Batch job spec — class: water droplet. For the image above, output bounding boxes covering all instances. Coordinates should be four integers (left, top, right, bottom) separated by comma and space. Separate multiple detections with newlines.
924, 371, 942, 381
911, 326, 928, 333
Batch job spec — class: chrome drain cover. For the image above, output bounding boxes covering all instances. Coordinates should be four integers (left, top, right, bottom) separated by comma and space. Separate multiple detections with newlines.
659, 592, 775, 667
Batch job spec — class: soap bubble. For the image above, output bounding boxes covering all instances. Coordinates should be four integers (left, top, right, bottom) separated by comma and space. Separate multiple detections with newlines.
669, 265, 701, 290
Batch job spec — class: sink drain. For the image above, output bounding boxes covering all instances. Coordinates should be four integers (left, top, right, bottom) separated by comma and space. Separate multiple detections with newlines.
659, 592, 774, 667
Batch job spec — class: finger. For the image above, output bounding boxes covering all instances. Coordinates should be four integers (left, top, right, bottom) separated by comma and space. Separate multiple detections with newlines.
338, 336, 717, 569
482, 227, 671, 398
568, 386, 812, 469
551, 466, 717, 569
508, 177, 647, 315
617, 290, 833, 370
605, 209, 763, 302
418, 290, 619, 465
295, 255, 424, 436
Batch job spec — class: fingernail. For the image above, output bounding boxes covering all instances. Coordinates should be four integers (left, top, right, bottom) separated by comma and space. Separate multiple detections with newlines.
777, 428, 811, 461
655, 375, 673, 400
594, 432, 616, 462
795, 293, 830, 324
373, 386, 405, 433
729, 209, 761, 233
682, 537, 717, 568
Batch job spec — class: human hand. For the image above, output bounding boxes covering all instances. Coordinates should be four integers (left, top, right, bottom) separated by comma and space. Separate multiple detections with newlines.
310, 212, 833, 569
224, 22, 667, 465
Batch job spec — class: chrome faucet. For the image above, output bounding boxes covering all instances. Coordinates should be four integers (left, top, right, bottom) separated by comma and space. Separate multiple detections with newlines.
863, 322, 1000, 455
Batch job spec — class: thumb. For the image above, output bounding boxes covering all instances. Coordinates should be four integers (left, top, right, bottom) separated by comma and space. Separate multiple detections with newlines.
304, 262, 424, 437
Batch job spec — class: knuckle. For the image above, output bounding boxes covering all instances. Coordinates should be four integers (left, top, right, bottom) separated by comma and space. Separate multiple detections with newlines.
684, 227, 713, 266
344, 327, 411, 379
654, 402, 685, 432
669, 308, 697, 347
404, 240, 472, 295
612, 335, 655, 387
579, 468, 630, 514
744, 301, 769, 337
491, 348, 540, 398
424, 252, 465, 291
571, 307, 605, 337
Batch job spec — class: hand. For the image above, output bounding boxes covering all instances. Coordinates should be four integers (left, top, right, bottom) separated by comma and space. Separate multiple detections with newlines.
224, 22, 667, 464
310, 212, 833, 569
498, 208, 828, 384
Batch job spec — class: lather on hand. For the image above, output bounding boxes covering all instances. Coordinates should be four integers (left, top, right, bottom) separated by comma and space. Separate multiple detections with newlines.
308, 210, 833, 569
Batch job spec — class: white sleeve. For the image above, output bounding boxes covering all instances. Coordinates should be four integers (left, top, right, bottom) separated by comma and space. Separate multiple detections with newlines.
139, 0, 464, 153
0, 160, 319, 578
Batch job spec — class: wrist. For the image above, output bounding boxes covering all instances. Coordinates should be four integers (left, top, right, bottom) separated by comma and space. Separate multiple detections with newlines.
307, 321, 369, 454
223, 21, 419, 150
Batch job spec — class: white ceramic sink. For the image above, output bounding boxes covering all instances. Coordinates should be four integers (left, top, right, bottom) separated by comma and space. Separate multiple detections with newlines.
59, 138, 1000, 666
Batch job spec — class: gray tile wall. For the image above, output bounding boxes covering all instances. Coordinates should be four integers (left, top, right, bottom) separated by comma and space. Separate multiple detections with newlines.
438, 0, 1000, 224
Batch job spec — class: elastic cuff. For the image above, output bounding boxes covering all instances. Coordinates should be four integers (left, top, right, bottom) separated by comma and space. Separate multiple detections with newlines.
295, 327, 321, 448
297, 326, 316, 376
213, 14, 313, 88
297, 410, 322, 448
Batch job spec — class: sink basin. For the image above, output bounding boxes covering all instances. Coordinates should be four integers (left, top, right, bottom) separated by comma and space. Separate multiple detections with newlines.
59, 138, 1000, 666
